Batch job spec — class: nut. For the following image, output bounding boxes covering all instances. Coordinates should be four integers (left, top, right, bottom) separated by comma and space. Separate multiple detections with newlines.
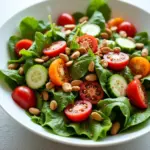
85, 74, 97, 81
71, 80, 83, 86
110, 26, 118, 32
88, 61, 95, 72
100, 32, 109, 39
101, 39, 108, 48
91, 112, 103, 121
66, 61, 73, 67
64, 24, 76, 30
34, 58, 44, 63
79, 16, 89, 23
111, 122, 120, 135
18, 66, 24, 75
29, 107, 40, 115
101, 47, 111, 54
135, 43, 144, 50
42, 91, 49, 101
101, 59, 108, 68
128, 37, 135, 43
105, 28, 112, 36
59, 53, 69, 62
65, 30, 71, 36
46, 82, 55, 90
134, 74, 142, 80
41, 56, 49, 62
8, 63, 19, 70
65, 47, 71, 55
72, 86, 80, 91
141, 48, 148, 57
119, 31, 127, 38
77, 47, 87, 54
113, 47, 121, 53
62, 82, 72, 92
50, 100, 58, 111
70, 51, 80, 59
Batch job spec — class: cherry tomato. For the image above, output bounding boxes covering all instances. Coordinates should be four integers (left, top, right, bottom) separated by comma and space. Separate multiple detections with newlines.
43, 41, 66, 57
64, 100, 92, 122
57, 13, 75, 26
78, 35, 98, 53
80, 81, 104, 104
108, 17, 124, 28
49, 58, 69, 86
103, 52, 129, 71
117, 21, 137, 37
12, 86, 36, 110
126, 79, 148, 109
15, 39, 33, 57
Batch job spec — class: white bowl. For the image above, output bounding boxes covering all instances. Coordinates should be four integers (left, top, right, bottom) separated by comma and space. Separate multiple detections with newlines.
0, 0, 150, 147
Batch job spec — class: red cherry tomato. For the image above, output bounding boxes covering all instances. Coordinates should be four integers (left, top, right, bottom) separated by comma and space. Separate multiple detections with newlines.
64, 100, 92, 122
78, 35, 98, 53
80, 81, 104, 104
15, 39, 33, 57
117, 21, 137, 37
57, 13, 75, 26
43, 41, 66, 57
126, 79, 148, 109
103, 52, 129, 71
12, 86, 36, 110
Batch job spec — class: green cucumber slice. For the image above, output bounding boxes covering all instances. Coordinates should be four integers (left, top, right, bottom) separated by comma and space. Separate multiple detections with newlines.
26, 65, 48, 89
81, 24, 101, 37
108, 74, 128, 98
116, 38, 136, 53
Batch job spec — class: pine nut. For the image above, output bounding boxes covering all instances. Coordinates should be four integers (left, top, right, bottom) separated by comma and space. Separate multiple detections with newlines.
8, 63, 19, 70
64, 24, 76, 30
70, 51, 80, 59
50, 100, 57, 111
91, 112, 103, 121
119, 31, 127, 38
77, 47, 87, 54
100, 32, 109, 39
29, 107, 40, 115
111, 122, 120, 135
71, 80, 83, 86
41, 56, 49, 62
101, 59, 108, 68
66, 61, 73, 67
101, 47, 111, 54
110, 26, 118, 32
79, 16, 89, 23
65, 47, 71, 55
59, 53, 69, 62
42, 91, 49, 101
113, 47, 121, 53
141, 48, 148, 57
88, 61, 95, 72
65, 30, 71, 36
101, 39, 108, 47
134, 74, 142, 80
18, 66, 24, 75
85, 74, 97, 81
128, 37, 135, 43
46, 82, 55, 90
135, 43, 144, 50
105, 28, 112, 36
72, 86, 80, 91
34, 58, 44, 63
62, 83, 72, 92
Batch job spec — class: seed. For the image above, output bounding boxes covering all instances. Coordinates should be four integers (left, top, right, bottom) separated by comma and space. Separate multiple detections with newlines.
29, 107, 40, 115
34, 58, 44, 63
101, 39, 108, 47
41, 56, 49, 62
18, 66, 24, 75
135, 43, 144, 50
134, 74, 142, 80
101, 47, 111, 54
88, 61, 95, 72
8, 63, 19, 70
64, 24, 76, 30
77, 47, 87, 54
85, 74, 97, 81
119, 31, 127, 38
72, 86, 80, 91
66, 61, 73, 67
79, 16, 89, 23
113, 47, 121, 53
65, 30, 71, 36
42, 91, 49, 101
110, 26, 118, 32
50, 100, 57, 111
100, 32, 109, 39
62, 82, 72, 92
101, 59, 108, 68
141, 48, 148, 57
70, 51, 80, 59
128, 37, 135, 43
65, 47, 71, 55
91, 112, 103, 121
46, 82, 55, 90
71, 80, 83, 86
111, 122, 121, 135
105, 28, 112, 36
59, 53, 69, 62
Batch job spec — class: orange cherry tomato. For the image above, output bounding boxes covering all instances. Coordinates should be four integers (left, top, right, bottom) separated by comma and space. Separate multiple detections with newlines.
108, 17, 124, 28
49, 58, 69, 86
129, 57, 150, 77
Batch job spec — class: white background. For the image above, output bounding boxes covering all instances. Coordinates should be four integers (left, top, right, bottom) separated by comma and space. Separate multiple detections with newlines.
0, 0, 150, 150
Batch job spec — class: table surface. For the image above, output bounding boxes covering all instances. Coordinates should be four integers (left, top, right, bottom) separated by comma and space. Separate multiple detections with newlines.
0, 0, 150, 150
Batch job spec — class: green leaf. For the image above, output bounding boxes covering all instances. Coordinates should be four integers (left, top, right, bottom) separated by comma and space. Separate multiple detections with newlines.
43, 57, 56, 68
141, 75, 150, 89
36, 92, 43, 109
24, 58, 34, 74
37, 20, 50, 32
130, 50, 141, 57
8, 57, 25, 64
72, 12, 85, 23
19, 49, 38, 57
134, 32, 148, 44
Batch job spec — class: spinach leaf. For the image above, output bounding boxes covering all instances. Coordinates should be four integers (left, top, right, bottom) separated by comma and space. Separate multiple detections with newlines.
19, 49, 38, 57
72, 12, 85, 23
68, 111, 112, 141
131, 51, 141, 57
43, 57, 56, 68
141, 75, 150, 89
24, 58, 34, 74
37, 20, 50, 32
86, 0, 111, 21
134, 32, 148, 44
36, 92, 43, 109
94, 56, 112, 97
8, 57, 25, 64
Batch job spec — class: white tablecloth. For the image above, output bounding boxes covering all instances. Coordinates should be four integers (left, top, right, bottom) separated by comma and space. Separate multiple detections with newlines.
0, 0, 150, 150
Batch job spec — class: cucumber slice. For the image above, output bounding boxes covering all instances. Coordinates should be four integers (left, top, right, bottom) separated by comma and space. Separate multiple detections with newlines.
26, 65, 48, 89
81, 24, 101, 37
108, 74, 128, 98
116, 38, 136, 53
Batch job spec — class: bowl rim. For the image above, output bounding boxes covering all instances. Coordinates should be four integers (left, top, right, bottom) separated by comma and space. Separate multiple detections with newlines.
1, 0, 150, 147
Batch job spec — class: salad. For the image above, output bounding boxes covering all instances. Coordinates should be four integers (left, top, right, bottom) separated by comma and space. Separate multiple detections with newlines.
1, 0, 150, 141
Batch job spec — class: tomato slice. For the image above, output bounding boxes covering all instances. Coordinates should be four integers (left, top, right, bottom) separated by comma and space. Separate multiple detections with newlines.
64, 100, 92, 122
129, 57, 150, 77
103, 52, 129, 71
80, 81, 104, 104
78, 35, 98, 53
108, 17, 124, 28
15, 39, 33, 57
49, 58, 69, 86
43, 41, 66, 57
126, 79, 148, 109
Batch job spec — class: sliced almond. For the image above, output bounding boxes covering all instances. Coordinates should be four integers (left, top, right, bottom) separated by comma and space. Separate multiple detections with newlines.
66, 61, 73, 67
50, 100, 57, 111
72, 86, 80, 91
85, 74, 97, 81
8, 63, 19, 70
62, 83, 72, 92
42, 91, 49, 101
71, 80, 83, 86
70, 51, 80, 59
88, 61, 95, 72
59, 53, 69, 62
34, 58, 44, 63
29, 107, 40, 115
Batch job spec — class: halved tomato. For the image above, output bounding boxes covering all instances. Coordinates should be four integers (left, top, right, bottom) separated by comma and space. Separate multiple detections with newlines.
126, 79, 148, 109
64, 100, 92, 122
103, 52, 129, 71
80, 81, 104, 104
